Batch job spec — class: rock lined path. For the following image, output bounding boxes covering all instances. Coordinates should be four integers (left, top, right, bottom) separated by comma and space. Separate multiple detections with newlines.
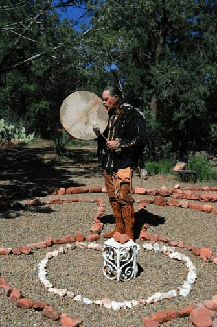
0, 140, 217, 326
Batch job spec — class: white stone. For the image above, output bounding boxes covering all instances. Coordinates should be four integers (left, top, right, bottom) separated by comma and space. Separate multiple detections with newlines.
111, 301, 122, 310
88, 243, 101, 250
164, 289, 177, 298
66, 243, 72, 249
52, 250, 59, 257
179, 288, 190, 297
74, 295, 82, 301
182, 280, 191, 290
124, 301, 132, 308
153, 243, 160, 252
45, 252, 54, 259
143, 243, 153, 251
56, 289, 67, 296
83, 297, 93, 304
58, 246, 65, 253
131, 300, 139, 306
187, 271, 197, 283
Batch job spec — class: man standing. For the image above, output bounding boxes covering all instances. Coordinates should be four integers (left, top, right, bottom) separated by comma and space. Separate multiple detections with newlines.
93, 86, 146, 240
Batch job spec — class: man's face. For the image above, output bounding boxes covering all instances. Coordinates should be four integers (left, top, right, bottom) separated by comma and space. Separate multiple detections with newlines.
102, 90, 119, 111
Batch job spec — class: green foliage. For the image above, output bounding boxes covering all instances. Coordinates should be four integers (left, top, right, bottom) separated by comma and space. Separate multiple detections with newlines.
0, 119, 35, 143
187, 156, 217, 182
146, 158, 175, 175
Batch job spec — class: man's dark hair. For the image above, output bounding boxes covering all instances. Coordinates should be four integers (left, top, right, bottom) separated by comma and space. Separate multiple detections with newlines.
104, 85, 123, 99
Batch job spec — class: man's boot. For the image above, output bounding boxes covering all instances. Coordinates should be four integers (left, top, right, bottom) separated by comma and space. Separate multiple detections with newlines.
104, 201, 125, 238
121, 204, 135, 241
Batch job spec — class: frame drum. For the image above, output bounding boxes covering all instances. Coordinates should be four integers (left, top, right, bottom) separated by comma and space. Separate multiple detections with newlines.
60, 91, 108, 140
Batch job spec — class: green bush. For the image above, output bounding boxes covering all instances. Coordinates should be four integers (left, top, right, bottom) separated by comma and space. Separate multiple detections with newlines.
187, 155, 217, 181
0, 119, 35, 143
146, 158, 174, 175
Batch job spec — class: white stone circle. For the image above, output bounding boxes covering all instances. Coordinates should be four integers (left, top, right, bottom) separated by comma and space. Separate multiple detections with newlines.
37, 241, 197, 310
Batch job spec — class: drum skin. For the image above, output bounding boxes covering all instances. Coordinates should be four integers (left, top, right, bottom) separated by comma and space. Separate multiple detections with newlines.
60, 91, 108, 140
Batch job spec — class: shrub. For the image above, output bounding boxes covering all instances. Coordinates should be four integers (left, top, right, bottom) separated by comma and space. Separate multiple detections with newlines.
146, 158, 174, 175
0, 119, 34, 143
187, 155, 217, 181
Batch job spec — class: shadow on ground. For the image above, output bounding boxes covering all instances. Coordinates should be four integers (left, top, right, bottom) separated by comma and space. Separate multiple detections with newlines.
100, 209, 165, 241
0, 142, 101, 211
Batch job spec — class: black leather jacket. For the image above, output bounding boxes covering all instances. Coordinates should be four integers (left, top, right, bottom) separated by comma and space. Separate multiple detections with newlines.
97, 104, 146, 173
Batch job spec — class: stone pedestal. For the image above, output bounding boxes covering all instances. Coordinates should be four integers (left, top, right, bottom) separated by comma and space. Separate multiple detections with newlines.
103, 238, 138, 281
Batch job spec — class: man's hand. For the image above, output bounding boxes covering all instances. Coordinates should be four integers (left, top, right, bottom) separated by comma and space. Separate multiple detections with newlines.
92, 122, 101, 137
106, 139, 118, 149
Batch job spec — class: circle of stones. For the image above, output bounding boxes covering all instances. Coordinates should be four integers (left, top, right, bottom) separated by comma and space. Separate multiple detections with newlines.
37, 241, 197, 311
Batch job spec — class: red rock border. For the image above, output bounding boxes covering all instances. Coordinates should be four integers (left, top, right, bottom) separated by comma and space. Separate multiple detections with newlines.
1, 185, 217, 327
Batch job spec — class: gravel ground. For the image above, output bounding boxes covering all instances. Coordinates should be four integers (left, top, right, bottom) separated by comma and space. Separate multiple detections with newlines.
0, 140, 217, 326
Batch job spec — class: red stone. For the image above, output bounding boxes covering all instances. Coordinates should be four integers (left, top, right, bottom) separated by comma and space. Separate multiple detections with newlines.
201, 186, 210, 191
138, 201, 147, 210
90, 223, 103, 234
177, 304, 195, 317
0, 248, 11, 255
143, 317, 159, 327
88, 187, 102, 193
202, 204, 213, 213
158, 236, 170, 243
188, 203, 204, 211
16, 298, 33, 309
57, 188, 65, 195
86, 234, 101, 242
50, 198, 63, 204
0, 278, 10, 288
171, 193, 184, 199
25, 199, 42, 206
60, 235, 75, 243
209, 193, 217, 203
134, 187, 147, 194
149, 234, 159, 242
151, 309, 178, 323
42, 306, 60, 321
66, 187, 89, 194
200, 247, 213, 261
53, 238, 64, 244
10, 289, 21, 303
139, 230, 151, 241
147, 188, 157, 195
74, 233, 85, 242
210, 187, 217, 191
27, 242, 47, 249
19, 246, 31, 254
192, 247, 201, 256
200, 193, 211, 202
190, 306, 212, 327
158, 189, 172, 197
32, 301, 48, 310
204, 300, 217, 311
141, 198, 155, 205
154, 196, 167, 206
170, 241, 178, 246
12, 248, 22, 255
167, 200, 178, 207
61, 313, 82, 327
44, 237, 53, 247
178, 200, 188, 208
113, 232, 130, 244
